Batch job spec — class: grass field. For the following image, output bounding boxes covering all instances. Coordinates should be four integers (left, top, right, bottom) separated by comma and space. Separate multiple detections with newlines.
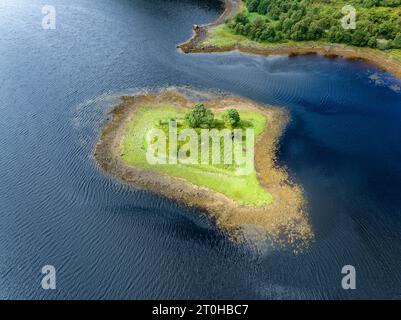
119, 104, 273, 206
203, 24, 329, 49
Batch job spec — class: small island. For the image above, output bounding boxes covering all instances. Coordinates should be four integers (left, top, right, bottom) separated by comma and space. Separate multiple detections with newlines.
179, 0, 401, 80
94, 89, 313, 248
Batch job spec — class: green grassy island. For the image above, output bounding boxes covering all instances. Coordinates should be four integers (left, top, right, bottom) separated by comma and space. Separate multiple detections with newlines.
121, 101, 271, 206
95, 90, 313, 248
179, 0, 401, 80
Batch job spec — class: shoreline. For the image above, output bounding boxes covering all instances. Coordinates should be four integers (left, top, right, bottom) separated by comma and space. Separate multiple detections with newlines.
94, 90, 313, 249
178, 0, 401, 80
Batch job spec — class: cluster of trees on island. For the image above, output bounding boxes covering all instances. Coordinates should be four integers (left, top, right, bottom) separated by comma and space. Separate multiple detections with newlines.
227, 0, 401, 49
151, 103, 255, 174
185, 103, 241, 129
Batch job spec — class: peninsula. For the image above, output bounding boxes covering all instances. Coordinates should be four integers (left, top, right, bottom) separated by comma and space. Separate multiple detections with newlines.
94, 90, 313, 248
178, 0, 401, 80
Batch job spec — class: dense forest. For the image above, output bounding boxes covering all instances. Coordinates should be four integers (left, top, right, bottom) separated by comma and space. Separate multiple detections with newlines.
227, 0, 401, 49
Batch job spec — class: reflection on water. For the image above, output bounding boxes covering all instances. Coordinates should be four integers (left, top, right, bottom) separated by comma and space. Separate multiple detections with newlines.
0, 0, 401, 299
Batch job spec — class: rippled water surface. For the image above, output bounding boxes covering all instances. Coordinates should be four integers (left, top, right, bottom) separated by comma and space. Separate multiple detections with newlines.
1, 0, 401, 299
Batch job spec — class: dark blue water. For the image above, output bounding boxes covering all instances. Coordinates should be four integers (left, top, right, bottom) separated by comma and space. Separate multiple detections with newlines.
1, 0, 401, 299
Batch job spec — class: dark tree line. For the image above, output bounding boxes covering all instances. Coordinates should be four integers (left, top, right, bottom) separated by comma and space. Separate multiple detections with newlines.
227, 0, 401, 49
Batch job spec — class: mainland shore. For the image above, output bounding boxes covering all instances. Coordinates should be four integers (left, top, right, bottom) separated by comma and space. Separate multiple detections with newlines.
178, 0, 401, 80
94, 90, 313, 249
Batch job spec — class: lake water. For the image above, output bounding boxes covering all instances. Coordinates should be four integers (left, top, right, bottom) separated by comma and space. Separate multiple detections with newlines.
1, 0, 401, 299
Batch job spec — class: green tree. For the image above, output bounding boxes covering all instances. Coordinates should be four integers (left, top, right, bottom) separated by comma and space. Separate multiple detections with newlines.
351, 29, 369, 46
185, 104, 214, 129
257, 0, 269, 15
260, 26, 276, 41
368, 36, 377, 48
234, 12, 249, 25
392, 33, 401, 48
223, 109, 241, 129
378, 21, 395, 38
247, 0, 259, 12
307, 21, 324, 40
